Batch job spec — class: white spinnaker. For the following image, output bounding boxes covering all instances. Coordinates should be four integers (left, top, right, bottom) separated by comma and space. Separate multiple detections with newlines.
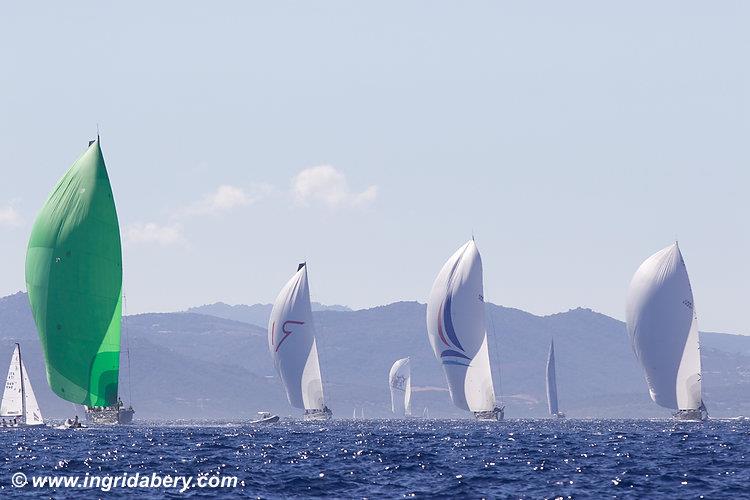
21, 360, 44, 425
626, 243, 702, 410
389, 357, 412, 416
0, 346, 22, 417
426, 240, 496, 412
268, 264, 325, 411
546, 340, 559, 415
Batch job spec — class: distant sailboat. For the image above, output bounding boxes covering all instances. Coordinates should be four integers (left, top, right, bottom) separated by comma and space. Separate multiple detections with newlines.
426, 240, 504, 421
0, 344, 44, 427
546, 340, 565, 418
389, 357, 412, 417
268, 263, 332, 421
626, 243, 708, 421
25, 137, 134, 425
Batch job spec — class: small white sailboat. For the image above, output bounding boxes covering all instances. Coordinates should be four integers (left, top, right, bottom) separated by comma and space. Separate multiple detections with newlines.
426, 240, 504, 421
0, 343, 45, 427
626, 243, 708, 421
389, 357, 412, 417
546, 340, 565, 418
268, 263, 332, 421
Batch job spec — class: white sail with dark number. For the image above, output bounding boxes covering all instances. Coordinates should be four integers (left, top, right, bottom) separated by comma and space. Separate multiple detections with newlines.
268, 263, 331, 420
426, 240, 503, 420
389, 357, 412, 417
626, 243, 707, 421
545, 340, 564, 418
0, 344, 44, 426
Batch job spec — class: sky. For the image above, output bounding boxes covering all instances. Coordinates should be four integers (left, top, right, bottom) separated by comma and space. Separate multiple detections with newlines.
0, 1, 747, 334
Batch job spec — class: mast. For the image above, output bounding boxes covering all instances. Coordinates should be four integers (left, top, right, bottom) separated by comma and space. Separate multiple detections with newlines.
17, 344, 26, 422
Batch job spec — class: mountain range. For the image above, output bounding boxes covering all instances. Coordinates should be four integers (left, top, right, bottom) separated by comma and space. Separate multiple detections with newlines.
1, 292, 748, 420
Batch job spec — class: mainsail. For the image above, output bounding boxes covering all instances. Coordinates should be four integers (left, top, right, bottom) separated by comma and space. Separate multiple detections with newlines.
25, 138, 123, 407
389, 357, 412, 416
0, 344, 44, 426
426, 240, 497, 415
546, 340, 559, 416
626, 243, 703, 412
268, 263, 326, 412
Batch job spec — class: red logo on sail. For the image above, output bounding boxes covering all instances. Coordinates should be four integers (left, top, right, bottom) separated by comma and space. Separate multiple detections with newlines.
275, 320, 305, 352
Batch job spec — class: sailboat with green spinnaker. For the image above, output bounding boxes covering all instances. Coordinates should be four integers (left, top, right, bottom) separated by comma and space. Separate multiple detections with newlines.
25, 137, 134, 425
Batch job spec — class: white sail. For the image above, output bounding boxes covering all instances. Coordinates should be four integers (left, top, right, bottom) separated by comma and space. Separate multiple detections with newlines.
626, 243, 703, 410
0, 346, 23, 418
426, 240, 496, 413
268, 263, 325, 411
1, 344, 44, 425
21, 360, 44, 425
546, 340, 559, 415
389, 357, 412, 416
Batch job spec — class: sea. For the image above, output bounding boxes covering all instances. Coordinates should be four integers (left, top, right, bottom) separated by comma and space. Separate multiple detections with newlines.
1, 418, 748, 498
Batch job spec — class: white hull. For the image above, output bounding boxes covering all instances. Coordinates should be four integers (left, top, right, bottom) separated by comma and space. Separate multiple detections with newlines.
474, 406, 504, 421
303, 409, 332, 421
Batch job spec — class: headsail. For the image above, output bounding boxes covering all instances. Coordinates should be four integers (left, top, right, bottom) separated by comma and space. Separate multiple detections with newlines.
25, 138, 122, 407
268, 263, 326, 411
546, 340, 559, 416
426, 240, 496, 413
0, 345, 44, 425
0, 346, 23, 418
389, 357, 412, 416
626, 243, 703, 411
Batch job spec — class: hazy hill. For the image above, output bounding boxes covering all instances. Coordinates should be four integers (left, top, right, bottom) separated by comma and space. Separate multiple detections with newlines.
1, 292, 748, 420
186, 301, 351, 327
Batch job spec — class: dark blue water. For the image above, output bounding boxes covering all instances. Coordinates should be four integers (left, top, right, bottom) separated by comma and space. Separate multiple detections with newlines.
1, 419, 748, 498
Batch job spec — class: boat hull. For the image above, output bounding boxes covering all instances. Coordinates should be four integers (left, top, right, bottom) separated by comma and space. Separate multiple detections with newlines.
303, 409, 333, 421
85, 405, 135, 425
674, 408, 708, 422
250, 415, 280, 425
474, 406, 504, 421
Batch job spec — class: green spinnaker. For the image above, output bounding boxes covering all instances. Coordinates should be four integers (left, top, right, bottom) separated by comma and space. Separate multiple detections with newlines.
25, 139, 122, 407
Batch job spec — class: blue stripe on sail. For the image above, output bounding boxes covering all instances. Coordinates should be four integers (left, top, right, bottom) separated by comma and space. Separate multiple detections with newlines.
442, 360, 471, 367
443, 296, 464, 351
441, 349, 471, 360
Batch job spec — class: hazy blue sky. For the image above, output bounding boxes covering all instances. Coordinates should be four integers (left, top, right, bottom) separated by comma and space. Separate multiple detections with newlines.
1, 2, 747, 334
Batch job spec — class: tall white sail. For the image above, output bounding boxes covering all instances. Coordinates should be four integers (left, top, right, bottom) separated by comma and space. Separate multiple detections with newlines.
389, 357, 412, 416
268, 263, 326, 412
626, 243, 703, 411
1, 344, 44, 425
0, 346, 23, 418
426, 240, 496, 414
21, 360, 44, 425
546, 340, 559, 416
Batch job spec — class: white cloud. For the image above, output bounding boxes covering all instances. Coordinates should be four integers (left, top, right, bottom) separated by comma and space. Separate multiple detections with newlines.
291, 165, 378, 208
180, 184, 273, 217
0, 204, 22, 227
125, 222, 186, 246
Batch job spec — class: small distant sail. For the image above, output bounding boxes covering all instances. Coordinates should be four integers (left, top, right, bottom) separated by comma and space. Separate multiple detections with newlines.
626, 243, 705, 415
546, 340, 560, 416
268, 263, 327, 415
426, 240, 498, 417
0, 344, 44, 426
25, 138, 123, 407
0, 347, 23, 418
389, 357, 412, 417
